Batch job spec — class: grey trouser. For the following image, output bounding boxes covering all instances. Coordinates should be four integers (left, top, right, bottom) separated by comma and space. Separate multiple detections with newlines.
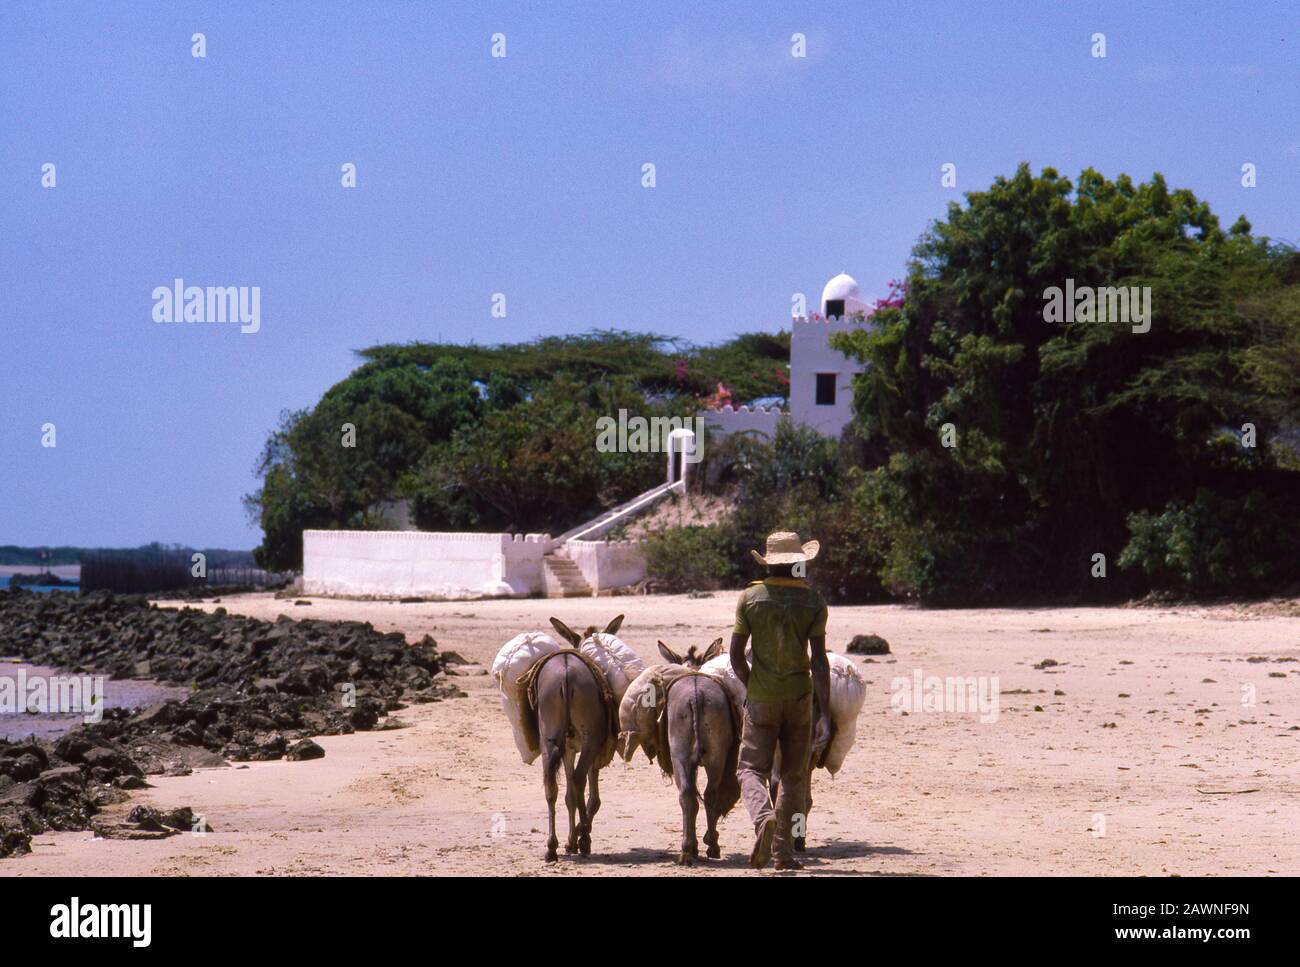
737, 693, 812, 861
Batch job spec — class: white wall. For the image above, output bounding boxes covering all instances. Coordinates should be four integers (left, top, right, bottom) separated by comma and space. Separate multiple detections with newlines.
565, 538, 647, 591
697, 317, 873, 442
789, 315, 870, 438
701, 404, 783, 441
500, 533, 549, 596
303, 530, 548, 599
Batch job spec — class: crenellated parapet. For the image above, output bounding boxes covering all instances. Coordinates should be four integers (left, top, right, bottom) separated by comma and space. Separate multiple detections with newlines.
701, 403, 784, 440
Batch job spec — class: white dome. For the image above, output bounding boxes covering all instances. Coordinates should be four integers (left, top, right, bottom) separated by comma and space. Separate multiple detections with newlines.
822, 272, 860, 304
820, 272, 868, 317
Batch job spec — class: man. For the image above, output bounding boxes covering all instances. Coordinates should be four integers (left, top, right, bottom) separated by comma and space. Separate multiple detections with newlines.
731, 531, 832, 870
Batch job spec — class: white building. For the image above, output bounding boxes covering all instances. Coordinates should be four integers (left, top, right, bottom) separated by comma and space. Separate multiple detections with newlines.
704, 272, 874, 441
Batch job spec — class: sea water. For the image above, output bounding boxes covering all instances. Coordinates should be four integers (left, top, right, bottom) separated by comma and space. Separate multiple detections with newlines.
0, 575, 80, 594
0, 660, 189, 741
1, 579, 189, 739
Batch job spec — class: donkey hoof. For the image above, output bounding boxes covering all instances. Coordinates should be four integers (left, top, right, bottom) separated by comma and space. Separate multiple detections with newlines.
678, 852, 695, 866
564, 842, 578, 854
793, 837, 806, 853
578, 836, 592, 855
706, 845, 721, 859
545, 847, 558, 862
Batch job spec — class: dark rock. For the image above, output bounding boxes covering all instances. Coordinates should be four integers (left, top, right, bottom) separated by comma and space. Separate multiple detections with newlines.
160, 807, 197, 830
92, 821, 175, 841
285, 739, 324, 761
0, 815, 31, 858
2, 742, 50, 768
83, 746, 143, 779
348, 698, 383, 731
90, 786, 131, 808
846, 634, 891, 655
0, 586, 459, 857
53, 734, 93, 763
126, 805, 165, 830
0, 754, 44, 782
257, 733, 287, 757
30, 767, 92, 830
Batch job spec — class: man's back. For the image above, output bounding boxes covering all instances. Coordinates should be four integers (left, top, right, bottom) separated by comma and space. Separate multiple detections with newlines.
734, 577, 828, 702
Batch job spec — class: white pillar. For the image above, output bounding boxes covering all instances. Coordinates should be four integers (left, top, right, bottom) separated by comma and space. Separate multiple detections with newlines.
666, 428, 695, 492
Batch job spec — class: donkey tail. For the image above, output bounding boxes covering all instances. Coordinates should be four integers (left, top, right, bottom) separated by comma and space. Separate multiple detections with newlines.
562, 653, 576, 740
689, 680, 703, 766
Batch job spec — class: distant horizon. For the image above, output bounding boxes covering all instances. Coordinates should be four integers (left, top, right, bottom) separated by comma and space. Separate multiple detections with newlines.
0, 544, 259, 561
4, 1, 1296, 549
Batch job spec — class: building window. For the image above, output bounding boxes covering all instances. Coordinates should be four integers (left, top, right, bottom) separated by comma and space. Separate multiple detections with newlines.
815, 373, 836, 406
824, 299, 845, 319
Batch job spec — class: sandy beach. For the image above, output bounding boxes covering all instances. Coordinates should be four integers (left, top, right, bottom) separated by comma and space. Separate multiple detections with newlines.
4, 592, 1298, 876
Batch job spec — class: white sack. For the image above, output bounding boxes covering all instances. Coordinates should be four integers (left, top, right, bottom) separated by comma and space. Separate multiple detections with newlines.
618, 663, 693, 762
580, 632, 644, 705
823, 653, 867, 775
492, 631, 562, 764
700, 653, 747, 708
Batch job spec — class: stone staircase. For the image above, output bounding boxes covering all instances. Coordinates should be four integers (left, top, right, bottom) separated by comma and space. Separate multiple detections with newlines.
543, 553, 593, 598
547, 478, 683, 550
539, 476, 685, 596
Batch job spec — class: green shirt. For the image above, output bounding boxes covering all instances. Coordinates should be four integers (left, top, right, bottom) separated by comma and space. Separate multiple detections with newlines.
733, 578, 828, 702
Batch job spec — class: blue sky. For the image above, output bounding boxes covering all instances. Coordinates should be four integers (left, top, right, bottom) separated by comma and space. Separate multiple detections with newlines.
2, 1, 1296, 549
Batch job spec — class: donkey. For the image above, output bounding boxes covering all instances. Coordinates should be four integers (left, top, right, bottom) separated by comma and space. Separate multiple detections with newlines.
656, 638, 740, 865
533, 615, 623, 862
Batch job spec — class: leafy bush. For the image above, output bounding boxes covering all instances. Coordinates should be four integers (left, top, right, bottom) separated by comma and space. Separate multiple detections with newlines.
644, 525, 737, 593
705, 420, 889, 602
1119, 489, 1300, 595
406, 374, 695, 534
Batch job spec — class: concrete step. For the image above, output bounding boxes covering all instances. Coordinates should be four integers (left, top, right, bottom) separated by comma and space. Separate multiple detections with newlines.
543, 554, 593, 598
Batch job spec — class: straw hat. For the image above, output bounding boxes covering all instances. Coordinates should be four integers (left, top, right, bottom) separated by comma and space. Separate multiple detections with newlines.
750, 531, 820, 567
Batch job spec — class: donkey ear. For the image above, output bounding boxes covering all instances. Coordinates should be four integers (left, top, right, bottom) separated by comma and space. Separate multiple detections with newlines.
657, 640, 683, 665
604, 614, 625, 636
701, 638, 723, 663
549, 617, 580, 646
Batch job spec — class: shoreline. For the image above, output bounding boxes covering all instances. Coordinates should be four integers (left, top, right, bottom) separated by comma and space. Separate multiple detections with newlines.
0, 590, 459, 859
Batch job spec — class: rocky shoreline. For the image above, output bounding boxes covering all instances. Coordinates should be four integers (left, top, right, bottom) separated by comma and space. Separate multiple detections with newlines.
0, 588, 462, 858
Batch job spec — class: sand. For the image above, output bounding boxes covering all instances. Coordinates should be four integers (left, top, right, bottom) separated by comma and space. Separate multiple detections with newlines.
4, 592, 1297, 876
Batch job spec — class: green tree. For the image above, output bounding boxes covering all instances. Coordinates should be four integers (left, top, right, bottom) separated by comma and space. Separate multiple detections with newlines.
408, 375, 695, 534
245, 359, 482, 569
246, 331, 791, 569
832, 165, 1298, 602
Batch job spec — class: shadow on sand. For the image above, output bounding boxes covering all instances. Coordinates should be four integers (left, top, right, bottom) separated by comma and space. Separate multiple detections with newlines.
543, 838, 922, 874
